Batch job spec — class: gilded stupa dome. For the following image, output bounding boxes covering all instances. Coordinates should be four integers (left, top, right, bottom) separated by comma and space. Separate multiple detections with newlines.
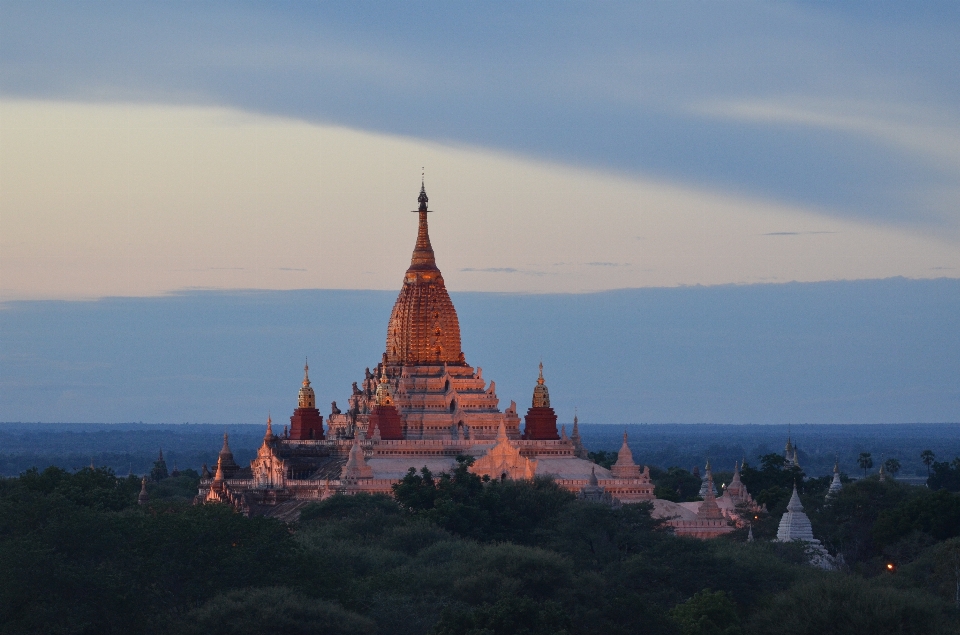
532, 362, 551, 408
385, 182, 465, 366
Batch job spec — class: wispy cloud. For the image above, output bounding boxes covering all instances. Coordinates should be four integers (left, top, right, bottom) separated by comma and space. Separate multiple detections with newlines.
460, 267, 552, 277
696, 99, 960, 172
762, 231, 838, 236
278, 267, 306, 272
586, 262, 631, 267
461, 267, 518, 273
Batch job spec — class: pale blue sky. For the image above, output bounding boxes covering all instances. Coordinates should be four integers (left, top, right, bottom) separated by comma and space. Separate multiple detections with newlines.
2, 3, 959, 423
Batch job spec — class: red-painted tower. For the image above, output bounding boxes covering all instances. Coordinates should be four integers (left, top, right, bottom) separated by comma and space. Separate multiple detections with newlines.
290, 360, 325, 440
522, 363, 560, 440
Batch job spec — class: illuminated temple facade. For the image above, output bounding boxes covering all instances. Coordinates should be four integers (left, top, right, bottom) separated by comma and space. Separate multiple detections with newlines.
198, 184, 749, 537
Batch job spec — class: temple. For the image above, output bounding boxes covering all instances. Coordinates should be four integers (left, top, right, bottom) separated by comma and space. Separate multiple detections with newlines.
197, 184, 650, 515
196, 183, 755, 537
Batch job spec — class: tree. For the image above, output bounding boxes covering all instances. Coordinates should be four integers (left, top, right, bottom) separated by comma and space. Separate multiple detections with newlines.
857, 453, 873, 478
670, 589, 741, 635
884, 458, 901, 478
921, 450, 936, 478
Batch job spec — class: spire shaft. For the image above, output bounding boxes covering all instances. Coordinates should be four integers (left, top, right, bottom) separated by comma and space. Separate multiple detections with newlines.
409, 183, 437, 271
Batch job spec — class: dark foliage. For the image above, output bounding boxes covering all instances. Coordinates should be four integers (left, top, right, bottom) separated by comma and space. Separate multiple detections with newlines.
587, 450, 617, 469
1, 464, 959, 635
650, 466, 702, 502
928, 459, 960, 492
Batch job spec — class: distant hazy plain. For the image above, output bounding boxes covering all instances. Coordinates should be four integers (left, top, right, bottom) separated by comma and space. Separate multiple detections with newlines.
2, 277, 957, 426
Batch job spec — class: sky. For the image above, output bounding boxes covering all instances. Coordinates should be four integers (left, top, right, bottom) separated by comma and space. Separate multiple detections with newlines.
2, 2, 960, 299
1, 2, 959, 423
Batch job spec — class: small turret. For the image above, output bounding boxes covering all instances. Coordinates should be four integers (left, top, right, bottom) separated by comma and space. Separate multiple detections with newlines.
367, 360, 403, 441
696, 472, 725, 520
150, 448, 169, 482
291, 361, 325, 440
375, 363, 394, 407
569, 411, 588, 459
698, 460, 718, 498
217, 433, 240, 476
611, 431, 642, 479
138, 476, 149, 505
522, 363, 559, 440
532, 362, 550, 408
213, 456, 225, 483
826, 458, 843, 500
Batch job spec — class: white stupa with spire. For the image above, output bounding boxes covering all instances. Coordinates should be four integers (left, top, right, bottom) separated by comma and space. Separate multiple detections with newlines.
777, 485, 818, 542
776, 484, 835, 569
826, 459, 843, 500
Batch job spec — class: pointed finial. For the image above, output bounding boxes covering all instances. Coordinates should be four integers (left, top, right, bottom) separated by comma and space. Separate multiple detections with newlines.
418, 174, 429, 212
303, 357, 310, 386
265, 413, 273, 439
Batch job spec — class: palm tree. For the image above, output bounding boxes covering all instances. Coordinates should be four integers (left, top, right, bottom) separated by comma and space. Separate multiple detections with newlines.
884, 458, 901, 478
921, 450, 935, 478
857, 452, 873, 478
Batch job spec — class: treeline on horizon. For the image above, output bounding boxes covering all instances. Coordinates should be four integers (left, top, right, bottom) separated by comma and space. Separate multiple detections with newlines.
1, 454, 960, 634
1, 422, 957, 479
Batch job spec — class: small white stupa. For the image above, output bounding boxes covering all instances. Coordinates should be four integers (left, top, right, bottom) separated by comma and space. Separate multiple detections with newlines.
826, 460, 843, 500
777, 485, 818, 542
698, 460, 718, 498
777, 484, 834, 569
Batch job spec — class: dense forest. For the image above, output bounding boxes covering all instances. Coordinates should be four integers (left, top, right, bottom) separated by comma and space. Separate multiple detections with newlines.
1, 455, 959, 635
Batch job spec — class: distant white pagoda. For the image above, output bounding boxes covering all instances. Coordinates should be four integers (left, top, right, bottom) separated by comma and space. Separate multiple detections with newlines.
826, 460, 843, 500
698, 460, 718, 498
777, 484, 834, 569
777, 485, 818, 542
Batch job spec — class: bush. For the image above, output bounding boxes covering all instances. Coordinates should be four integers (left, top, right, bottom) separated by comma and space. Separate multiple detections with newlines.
177, 586, 375, 635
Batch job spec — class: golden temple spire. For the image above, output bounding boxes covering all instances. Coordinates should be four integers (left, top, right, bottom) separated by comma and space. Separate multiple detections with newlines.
408, 179, 437, 271
303, 358, 311, 387
386, 180, 464, 366
265, 413, 273, 440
